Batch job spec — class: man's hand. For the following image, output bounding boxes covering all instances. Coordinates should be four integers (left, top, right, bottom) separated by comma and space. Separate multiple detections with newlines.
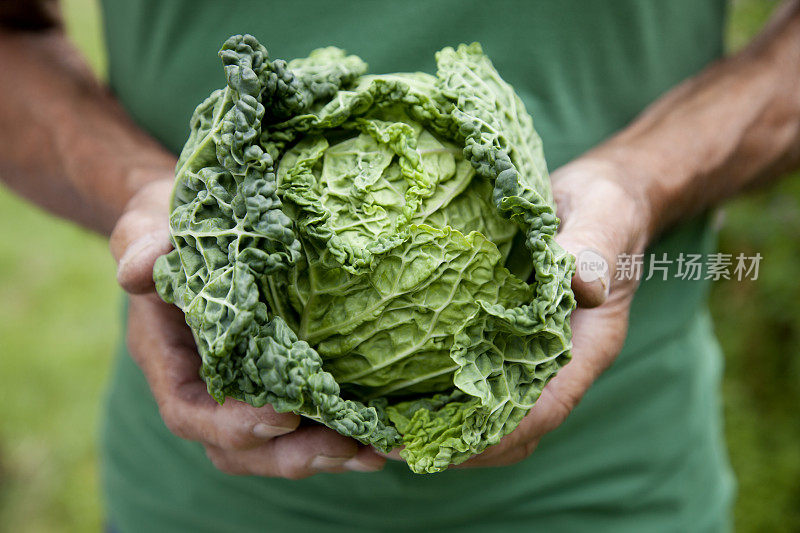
110, 180, 386, 478
446, 159, 651, 468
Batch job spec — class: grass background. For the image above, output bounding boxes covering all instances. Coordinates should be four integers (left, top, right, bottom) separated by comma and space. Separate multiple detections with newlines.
0, 0, 797, 531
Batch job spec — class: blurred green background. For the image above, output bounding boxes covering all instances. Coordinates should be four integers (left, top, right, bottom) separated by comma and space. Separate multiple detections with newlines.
0, 0, 797, 531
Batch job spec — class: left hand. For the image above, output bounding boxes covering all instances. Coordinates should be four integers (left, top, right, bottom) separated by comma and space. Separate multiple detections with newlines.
111, 181, 386, 477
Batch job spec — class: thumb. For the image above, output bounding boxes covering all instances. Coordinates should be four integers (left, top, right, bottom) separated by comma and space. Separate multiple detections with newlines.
110, 180, 174, 294
550, 163, 641, 309
555, 229, 613, 309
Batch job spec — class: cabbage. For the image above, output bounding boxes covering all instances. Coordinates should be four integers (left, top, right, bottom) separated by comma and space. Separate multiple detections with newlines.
153, 35, 575, 473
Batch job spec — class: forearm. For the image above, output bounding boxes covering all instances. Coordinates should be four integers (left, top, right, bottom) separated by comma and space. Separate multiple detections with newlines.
0, 9, 174, 235
586, 0, 800, 241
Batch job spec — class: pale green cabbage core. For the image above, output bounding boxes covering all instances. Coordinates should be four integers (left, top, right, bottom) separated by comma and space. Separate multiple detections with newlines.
274, 120, 525, 400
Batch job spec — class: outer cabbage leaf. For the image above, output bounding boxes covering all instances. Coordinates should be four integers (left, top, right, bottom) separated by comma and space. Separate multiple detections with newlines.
154, 35, 575, 473
154, 35, 400, 452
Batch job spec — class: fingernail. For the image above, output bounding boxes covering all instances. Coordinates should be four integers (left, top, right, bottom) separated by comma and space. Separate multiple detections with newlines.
252, 423, 295, 439
311, 455, 350, 471
601, 273, 610, 298
117, 232, 163, 273
343, 456, 382, 472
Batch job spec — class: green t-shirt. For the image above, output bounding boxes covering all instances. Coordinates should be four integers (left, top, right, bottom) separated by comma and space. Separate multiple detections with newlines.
100, 1, 735, 531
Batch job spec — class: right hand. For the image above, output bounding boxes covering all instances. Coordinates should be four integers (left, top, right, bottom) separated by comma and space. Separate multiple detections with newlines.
110, 180, 385, 478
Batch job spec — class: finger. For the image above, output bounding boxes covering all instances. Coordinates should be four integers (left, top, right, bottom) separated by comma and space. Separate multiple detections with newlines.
344, 446, 388, 473
526, 300, 629, 432
552, 195, 618, 309
128, 294, 301, 450
110, 180, 174, 294
551, 162, 647, 308
114, 223, 172, 294
204, 425, 384, 479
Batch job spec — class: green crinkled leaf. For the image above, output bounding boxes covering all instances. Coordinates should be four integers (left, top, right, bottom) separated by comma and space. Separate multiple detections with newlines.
154, 35, 575, 473
154, 35, 400, 452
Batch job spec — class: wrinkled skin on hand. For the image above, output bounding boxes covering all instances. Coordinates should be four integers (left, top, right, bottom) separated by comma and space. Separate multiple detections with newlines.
110, 180, 386, 478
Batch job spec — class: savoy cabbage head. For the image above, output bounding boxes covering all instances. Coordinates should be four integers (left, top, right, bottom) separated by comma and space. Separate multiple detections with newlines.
153, 34, 575, 474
